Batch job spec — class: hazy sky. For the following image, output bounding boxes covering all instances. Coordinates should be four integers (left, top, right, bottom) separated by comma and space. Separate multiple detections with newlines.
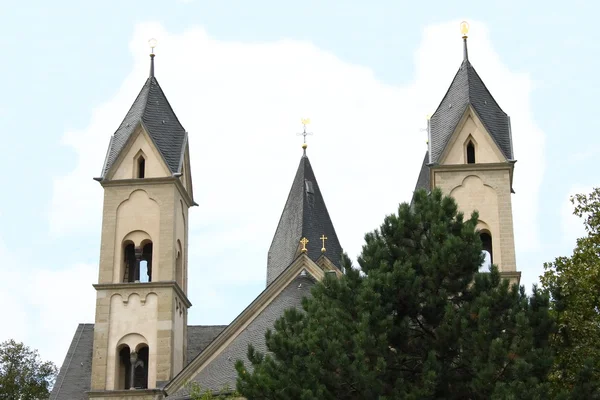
0, 0, 598, 367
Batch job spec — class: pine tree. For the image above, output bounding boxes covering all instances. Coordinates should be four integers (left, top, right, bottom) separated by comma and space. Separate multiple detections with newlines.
235, 189, 559, 399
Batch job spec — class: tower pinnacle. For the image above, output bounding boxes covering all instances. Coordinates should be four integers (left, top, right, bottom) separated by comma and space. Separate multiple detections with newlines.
460, 21, 469, 61
148, 38, 157, 78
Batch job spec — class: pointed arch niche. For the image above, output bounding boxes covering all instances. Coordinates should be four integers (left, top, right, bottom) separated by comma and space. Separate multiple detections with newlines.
134, 149, 147, 179
465, 135, 477, 164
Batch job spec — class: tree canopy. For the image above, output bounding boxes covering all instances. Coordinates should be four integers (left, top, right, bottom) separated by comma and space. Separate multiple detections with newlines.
541, 187, 600, 394
0, 339, 57, 400
235, 189, 564, 399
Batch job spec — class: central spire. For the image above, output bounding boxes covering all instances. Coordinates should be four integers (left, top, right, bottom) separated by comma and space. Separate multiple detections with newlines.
267, 126, 343, 286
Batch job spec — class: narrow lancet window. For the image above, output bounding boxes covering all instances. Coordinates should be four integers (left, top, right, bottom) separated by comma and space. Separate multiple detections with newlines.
123, 244, 136, 283
117, 346, 131, 389
138, 156, 146, 178
132, 346, 149, 389
467, 141, 476, 164
142, 243, 153, 282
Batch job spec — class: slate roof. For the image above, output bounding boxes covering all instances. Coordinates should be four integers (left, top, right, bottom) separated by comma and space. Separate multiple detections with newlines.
413, 151, 431, 194
50, 324, 226, 399
266, 154, 343, 285
100, 75, 187, 177
50, 324, 94, 400
429, 59, 513, 164
170, 274, 317, 398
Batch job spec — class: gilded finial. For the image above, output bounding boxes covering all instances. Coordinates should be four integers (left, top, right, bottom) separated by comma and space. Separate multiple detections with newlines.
300, 237, 309, 253
460, 21, 470, 61
460, 21, 469, 38
297, 118, 313, 156
320, 234, 328, 253
148, 38, 157, 77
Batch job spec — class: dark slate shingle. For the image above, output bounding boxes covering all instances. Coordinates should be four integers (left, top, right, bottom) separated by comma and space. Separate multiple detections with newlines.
186, 325, 228, 365
267, 155, 343, 285
429, 60, 513, 164
101, 77, 187, 177
50, 324, 94, 400
413, 151, 431, 194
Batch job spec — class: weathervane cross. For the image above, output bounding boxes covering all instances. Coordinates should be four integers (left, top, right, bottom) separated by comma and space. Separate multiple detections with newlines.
297, 118, 313, 155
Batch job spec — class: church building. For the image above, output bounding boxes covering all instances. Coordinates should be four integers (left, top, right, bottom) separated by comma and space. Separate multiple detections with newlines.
50, 23, 520, 399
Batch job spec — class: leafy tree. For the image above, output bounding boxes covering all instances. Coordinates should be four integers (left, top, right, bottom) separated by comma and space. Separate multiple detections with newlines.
0, 339, 57, 400
541, 187, 600, 394
235, 188, 559, 399
188, 382, 241, 399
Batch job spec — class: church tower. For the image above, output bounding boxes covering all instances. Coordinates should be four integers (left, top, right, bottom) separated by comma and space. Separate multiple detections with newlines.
89, 42, 195, 392
414, 22, 521, 283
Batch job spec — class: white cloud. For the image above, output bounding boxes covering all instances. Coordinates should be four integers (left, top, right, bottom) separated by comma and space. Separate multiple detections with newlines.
49, 20, 544, 327
0, 237, 96, 366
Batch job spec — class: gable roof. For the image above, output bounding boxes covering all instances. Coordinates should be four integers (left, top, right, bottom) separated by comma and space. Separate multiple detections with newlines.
50, 324, 226, 399
100, 76, 187, 178
429, 59, 513, 164
266, 154, 343, 285
165, 253, 337, 397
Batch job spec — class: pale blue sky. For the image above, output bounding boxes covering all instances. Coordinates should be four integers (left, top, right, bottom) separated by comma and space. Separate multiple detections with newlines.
0, 0, 598, 365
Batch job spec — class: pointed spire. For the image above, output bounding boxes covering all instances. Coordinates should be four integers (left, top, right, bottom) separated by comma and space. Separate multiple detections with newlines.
267, 152, 342, 286
426, 21, 514, 165
148, 38, 157, 78
460, 21, 469, 61
100, 38, 188, 179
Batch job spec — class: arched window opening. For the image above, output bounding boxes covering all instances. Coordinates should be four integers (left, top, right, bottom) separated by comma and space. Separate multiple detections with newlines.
123, 243, 136, 283
467, 141, 476, 164
123, 241, 153, 283
117, 345, 131, 390
480, 232, 493, 272
132, 345, 149, 389
137, 156, 146, 179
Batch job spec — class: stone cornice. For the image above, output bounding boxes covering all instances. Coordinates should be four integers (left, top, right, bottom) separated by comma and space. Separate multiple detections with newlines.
87, 389, 164, 398
164, 253, 326, 394
93, 281, 192, 308
429, 162, 514, 172
99, 176, 196, 208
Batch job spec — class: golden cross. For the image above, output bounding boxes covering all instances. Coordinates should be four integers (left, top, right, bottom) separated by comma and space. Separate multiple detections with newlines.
320, 234, 328, 253
300, 237, 309, 252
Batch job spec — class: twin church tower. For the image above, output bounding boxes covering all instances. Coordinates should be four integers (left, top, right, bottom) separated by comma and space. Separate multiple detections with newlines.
51, 22, 520, 399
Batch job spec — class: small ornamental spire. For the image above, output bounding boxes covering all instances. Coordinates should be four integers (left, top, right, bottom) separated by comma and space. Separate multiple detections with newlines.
300, 237, 309, 253
460, 21, 469, 61
320, 234, 328, 253
297, 118, 313, 157
148, 38, 157, 78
